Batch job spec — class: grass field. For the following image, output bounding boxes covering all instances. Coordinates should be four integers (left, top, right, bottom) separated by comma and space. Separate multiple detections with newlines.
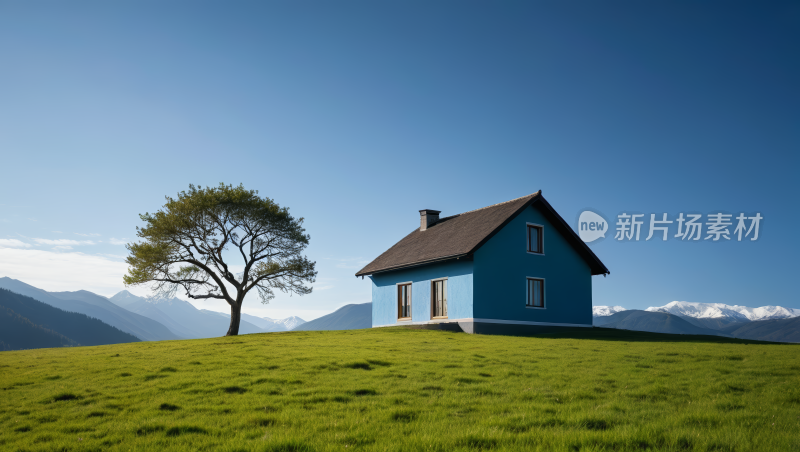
1, 327, 799, 452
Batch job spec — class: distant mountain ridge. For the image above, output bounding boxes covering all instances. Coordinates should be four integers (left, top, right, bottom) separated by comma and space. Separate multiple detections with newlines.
108, 290, 141, 308
1, 305, 77, 351
109, 292, 263, 338
0, 278, 179, 341
646, 301, 800, 321
720, 317, 800, 343
293, 303, 371, 332
111, 290, 306, 337
593, 300, 800, 343
0, 278, 311, 350
0, 288, 140, 350
198, 310, 306, 332
237, 313, 288, 332
594, 301, 800, 322
598, 310, 730, 337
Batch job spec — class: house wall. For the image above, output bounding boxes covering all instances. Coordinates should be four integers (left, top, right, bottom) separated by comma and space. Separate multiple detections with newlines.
473, 203, 593, 326
370, 260, 473, 327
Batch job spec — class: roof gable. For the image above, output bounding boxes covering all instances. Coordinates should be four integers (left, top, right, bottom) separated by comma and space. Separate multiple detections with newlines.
356, 192, 609, 277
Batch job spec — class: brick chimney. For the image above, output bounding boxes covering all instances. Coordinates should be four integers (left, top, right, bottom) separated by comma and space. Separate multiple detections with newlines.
419, 209, 441, 231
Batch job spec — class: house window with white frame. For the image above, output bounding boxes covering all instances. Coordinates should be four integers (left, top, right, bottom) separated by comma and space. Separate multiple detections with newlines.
527, 277, 544, 308
431, 278, 447, 318
527, 224, 543, 254
398, 283, 412, 319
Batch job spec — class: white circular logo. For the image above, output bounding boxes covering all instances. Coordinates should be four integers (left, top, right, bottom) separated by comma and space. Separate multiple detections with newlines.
578, 211, 607, 243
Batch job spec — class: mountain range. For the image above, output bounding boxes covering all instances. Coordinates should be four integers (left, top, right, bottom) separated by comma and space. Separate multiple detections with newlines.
646, 301, 800, 321
0, 277, 179, 341
0, 288, 140, 350
108, 291, 263, 338
593, 301, 800, 322
202, 311, 306, 332
108, 291, 307, 338
0, 278, 310, 350
293, 303, 371, 331
593, 301, 800, 342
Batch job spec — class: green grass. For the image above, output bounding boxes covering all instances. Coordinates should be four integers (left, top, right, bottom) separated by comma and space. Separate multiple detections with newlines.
1, 327, 799, 451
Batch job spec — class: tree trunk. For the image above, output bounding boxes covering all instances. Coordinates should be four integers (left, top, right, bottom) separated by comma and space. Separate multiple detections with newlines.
226, 303, 241, 336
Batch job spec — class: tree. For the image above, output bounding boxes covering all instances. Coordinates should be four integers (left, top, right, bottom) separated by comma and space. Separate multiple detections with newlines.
123, 184, 317, 336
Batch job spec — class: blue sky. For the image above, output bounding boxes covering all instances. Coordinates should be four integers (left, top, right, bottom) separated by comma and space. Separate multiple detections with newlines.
0, 1, 797, 320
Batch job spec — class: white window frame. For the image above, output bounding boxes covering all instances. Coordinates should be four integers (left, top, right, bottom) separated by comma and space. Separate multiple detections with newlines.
396, 281, 413, 321
526, 277, 546, 309
526, 222, 545, 255
430, 277, 448, 319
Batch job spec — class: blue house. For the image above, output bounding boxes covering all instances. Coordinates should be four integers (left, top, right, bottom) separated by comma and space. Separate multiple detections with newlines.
355, 192, 609, 334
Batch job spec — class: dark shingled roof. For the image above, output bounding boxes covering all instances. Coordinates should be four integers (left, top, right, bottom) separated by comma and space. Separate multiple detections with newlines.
356, 192, 609, 277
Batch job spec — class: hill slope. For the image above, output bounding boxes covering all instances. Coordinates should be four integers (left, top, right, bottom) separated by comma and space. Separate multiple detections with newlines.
0, 278, 178, 341
679, 316, 750, 331
0, 328, 796, 452
120, 300, 190, 339
293, 303, 371, 331
0, 305, 77, 350
600, 310, 728, 337
722, 316, 800, 343
0, 288, 140, 349
48, 289, 183, 341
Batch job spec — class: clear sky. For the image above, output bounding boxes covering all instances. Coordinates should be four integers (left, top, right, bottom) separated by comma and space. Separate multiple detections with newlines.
0, 1, 797, 320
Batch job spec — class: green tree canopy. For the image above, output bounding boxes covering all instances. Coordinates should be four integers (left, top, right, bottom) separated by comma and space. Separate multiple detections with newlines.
123, 184, 317, 336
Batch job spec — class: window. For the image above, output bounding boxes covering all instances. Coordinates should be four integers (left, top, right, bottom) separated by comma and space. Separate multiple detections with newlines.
431, 279, 448, 318
527, 224, 543, 254
397, 283, 412, 319
527, 278, 544, 308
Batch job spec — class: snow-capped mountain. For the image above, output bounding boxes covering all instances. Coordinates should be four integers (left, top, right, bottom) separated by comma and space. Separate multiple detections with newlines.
733, 305, 800, 321
646, 301, 800, 321
646, 302, 749, 321
593, 306, 627, 317
279, 316, 306, 330
238, 314, 306, 332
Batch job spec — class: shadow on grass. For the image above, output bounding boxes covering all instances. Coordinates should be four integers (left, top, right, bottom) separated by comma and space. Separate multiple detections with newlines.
398, 324, 790, 344
166, 425, 207, 436
523, 327, 786, 344
222, 386, 247, 394
50, 393, 80, 402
